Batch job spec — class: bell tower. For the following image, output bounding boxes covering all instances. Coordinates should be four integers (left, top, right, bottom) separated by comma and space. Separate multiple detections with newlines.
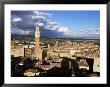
35, 25, 42, 60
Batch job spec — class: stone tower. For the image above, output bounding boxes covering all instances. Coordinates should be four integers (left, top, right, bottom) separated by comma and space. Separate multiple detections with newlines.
35, 25, 42, 60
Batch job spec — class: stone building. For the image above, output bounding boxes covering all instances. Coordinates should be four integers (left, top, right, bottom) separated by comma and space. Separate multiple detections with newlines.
11, 45, 24, 57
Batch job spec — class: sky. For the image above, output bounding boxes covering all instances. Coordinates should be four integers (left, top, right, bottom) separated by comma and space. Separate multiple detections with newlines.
11, 10, 100, 39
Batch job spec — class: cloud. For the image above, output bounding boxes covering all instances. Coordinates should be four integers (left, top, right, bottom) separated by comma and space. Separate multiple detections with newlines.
11, 28, 33, 35
56, 27, 100, 38
11, 11, 100, 39
51, 25, 59, 30
46, 21, 59, 25
44, 21, 60, 30
31, 15, 46, 20
78, 28, 100, 35
57, 27, 70, 33
11, 11, 65, 38
11, 11, 51, 29
33, 11, 52, 18
12, 17, 22, 22
36, 23, 44, 26
70, 28, 100, 39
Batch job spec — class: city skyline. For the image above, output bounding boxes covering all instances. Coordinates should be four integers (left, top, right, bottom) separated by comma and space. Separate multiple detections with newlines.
11, 10, 100, 39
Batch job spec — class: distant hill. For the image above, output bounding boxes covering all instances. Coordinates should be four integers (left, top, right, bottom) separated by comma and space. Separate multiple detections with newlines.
11, 34, 100, 41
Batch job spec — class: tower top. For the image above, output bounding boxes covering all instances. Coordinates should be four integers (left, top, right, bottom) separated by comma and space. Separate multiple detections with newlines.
35, 25, 40, 37
36, 24, 39, 27
36, 24, 40, 29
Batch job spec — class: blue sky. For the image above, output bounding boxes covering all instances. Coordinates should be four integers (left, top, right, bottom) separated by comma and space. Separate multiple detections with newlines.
45, 11, 99, 32
11, 10, 100, 39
